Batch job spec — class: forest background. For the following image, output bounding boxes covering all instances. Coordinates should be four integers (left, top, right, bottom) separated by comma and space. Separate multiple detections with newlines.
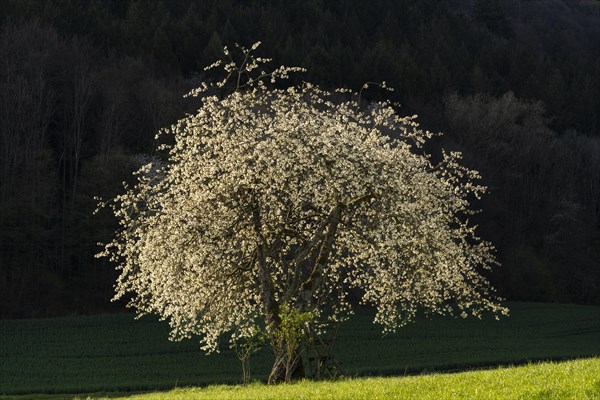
0, 0, 598, 318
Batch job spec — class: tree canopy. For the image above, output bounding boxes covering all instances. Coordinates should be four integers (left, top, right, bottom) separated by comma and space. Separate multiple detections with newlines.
99, 44, 507, 383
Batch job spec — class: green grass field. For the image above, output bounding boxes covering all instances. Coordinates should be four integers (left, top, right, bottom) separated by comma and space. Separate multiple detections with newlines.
0, 302, 599, 397
85, 358, 600, 400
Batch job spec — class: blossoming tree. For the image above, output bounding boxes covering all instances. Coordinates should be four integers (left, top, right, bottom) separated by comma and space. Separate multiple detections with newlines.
98, 43, 507, 384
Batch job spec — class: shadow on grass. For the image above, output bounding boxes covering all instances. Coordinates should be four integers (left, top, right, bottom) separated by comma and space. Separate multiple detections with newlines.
4, 355, 598, 400
0, 393, 143, 400
349, 354, 600, 378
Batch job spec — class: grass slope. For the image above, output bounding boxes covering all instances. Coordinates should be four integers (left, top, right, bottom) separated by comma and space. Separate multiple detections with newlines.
80, 358, 600, 400
0, 302, 599, 395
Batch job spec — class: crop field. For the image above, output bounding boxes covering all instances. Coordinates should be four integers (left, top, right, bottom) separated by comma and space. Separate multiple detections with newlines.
0, 302, 599, 397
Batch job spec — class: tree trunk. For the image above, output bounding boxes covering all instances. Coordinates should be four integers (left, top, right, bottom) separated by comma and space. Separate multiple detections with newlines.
268, 344, 305, 384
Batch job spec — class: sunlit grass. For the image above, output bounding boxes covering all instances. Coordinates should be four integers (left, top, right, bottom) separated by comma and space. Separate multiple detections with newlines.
80, 358, 600, 400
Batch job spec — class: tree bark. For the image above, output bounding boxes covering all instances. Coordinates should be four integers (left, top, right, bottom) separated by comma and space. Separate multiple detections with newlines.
269, 343, 305, 384
251, 201, 280, 328
251, 199, 297, 385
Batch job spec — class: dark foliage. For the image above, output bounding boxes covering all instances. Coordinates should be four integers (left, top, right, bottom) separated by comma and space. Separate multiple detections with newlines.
0, 0, 598, 317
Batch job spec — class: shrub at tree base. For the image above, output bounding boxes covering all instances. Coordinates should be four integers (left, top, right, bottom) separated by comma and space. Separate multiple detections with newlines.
97, 43, 508, 384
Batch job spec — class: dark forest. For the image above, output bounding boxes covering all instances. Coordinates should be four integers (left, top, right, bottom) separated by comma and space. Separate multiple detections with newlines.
0, 0, 598, 318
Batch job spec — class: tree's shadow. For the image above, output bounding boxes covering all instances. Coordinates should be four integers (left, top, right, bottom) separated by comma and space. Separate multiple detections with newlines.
13, 355, 593, 400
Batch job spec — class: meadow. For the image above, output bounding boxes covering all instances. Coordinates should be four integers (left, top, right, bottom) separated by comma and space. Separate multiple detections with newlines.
0, 302, 598, 397
90, 358, 600, 400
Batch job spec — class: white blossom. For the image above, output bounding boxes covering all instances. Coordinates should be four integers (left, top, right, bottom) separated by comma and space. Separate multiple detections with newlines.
98, 43, 507, 357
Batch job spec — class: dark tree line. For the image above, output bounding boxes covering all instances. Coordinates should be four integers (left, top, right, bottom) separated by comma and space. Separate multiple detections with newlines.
0, 0, 598, 317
